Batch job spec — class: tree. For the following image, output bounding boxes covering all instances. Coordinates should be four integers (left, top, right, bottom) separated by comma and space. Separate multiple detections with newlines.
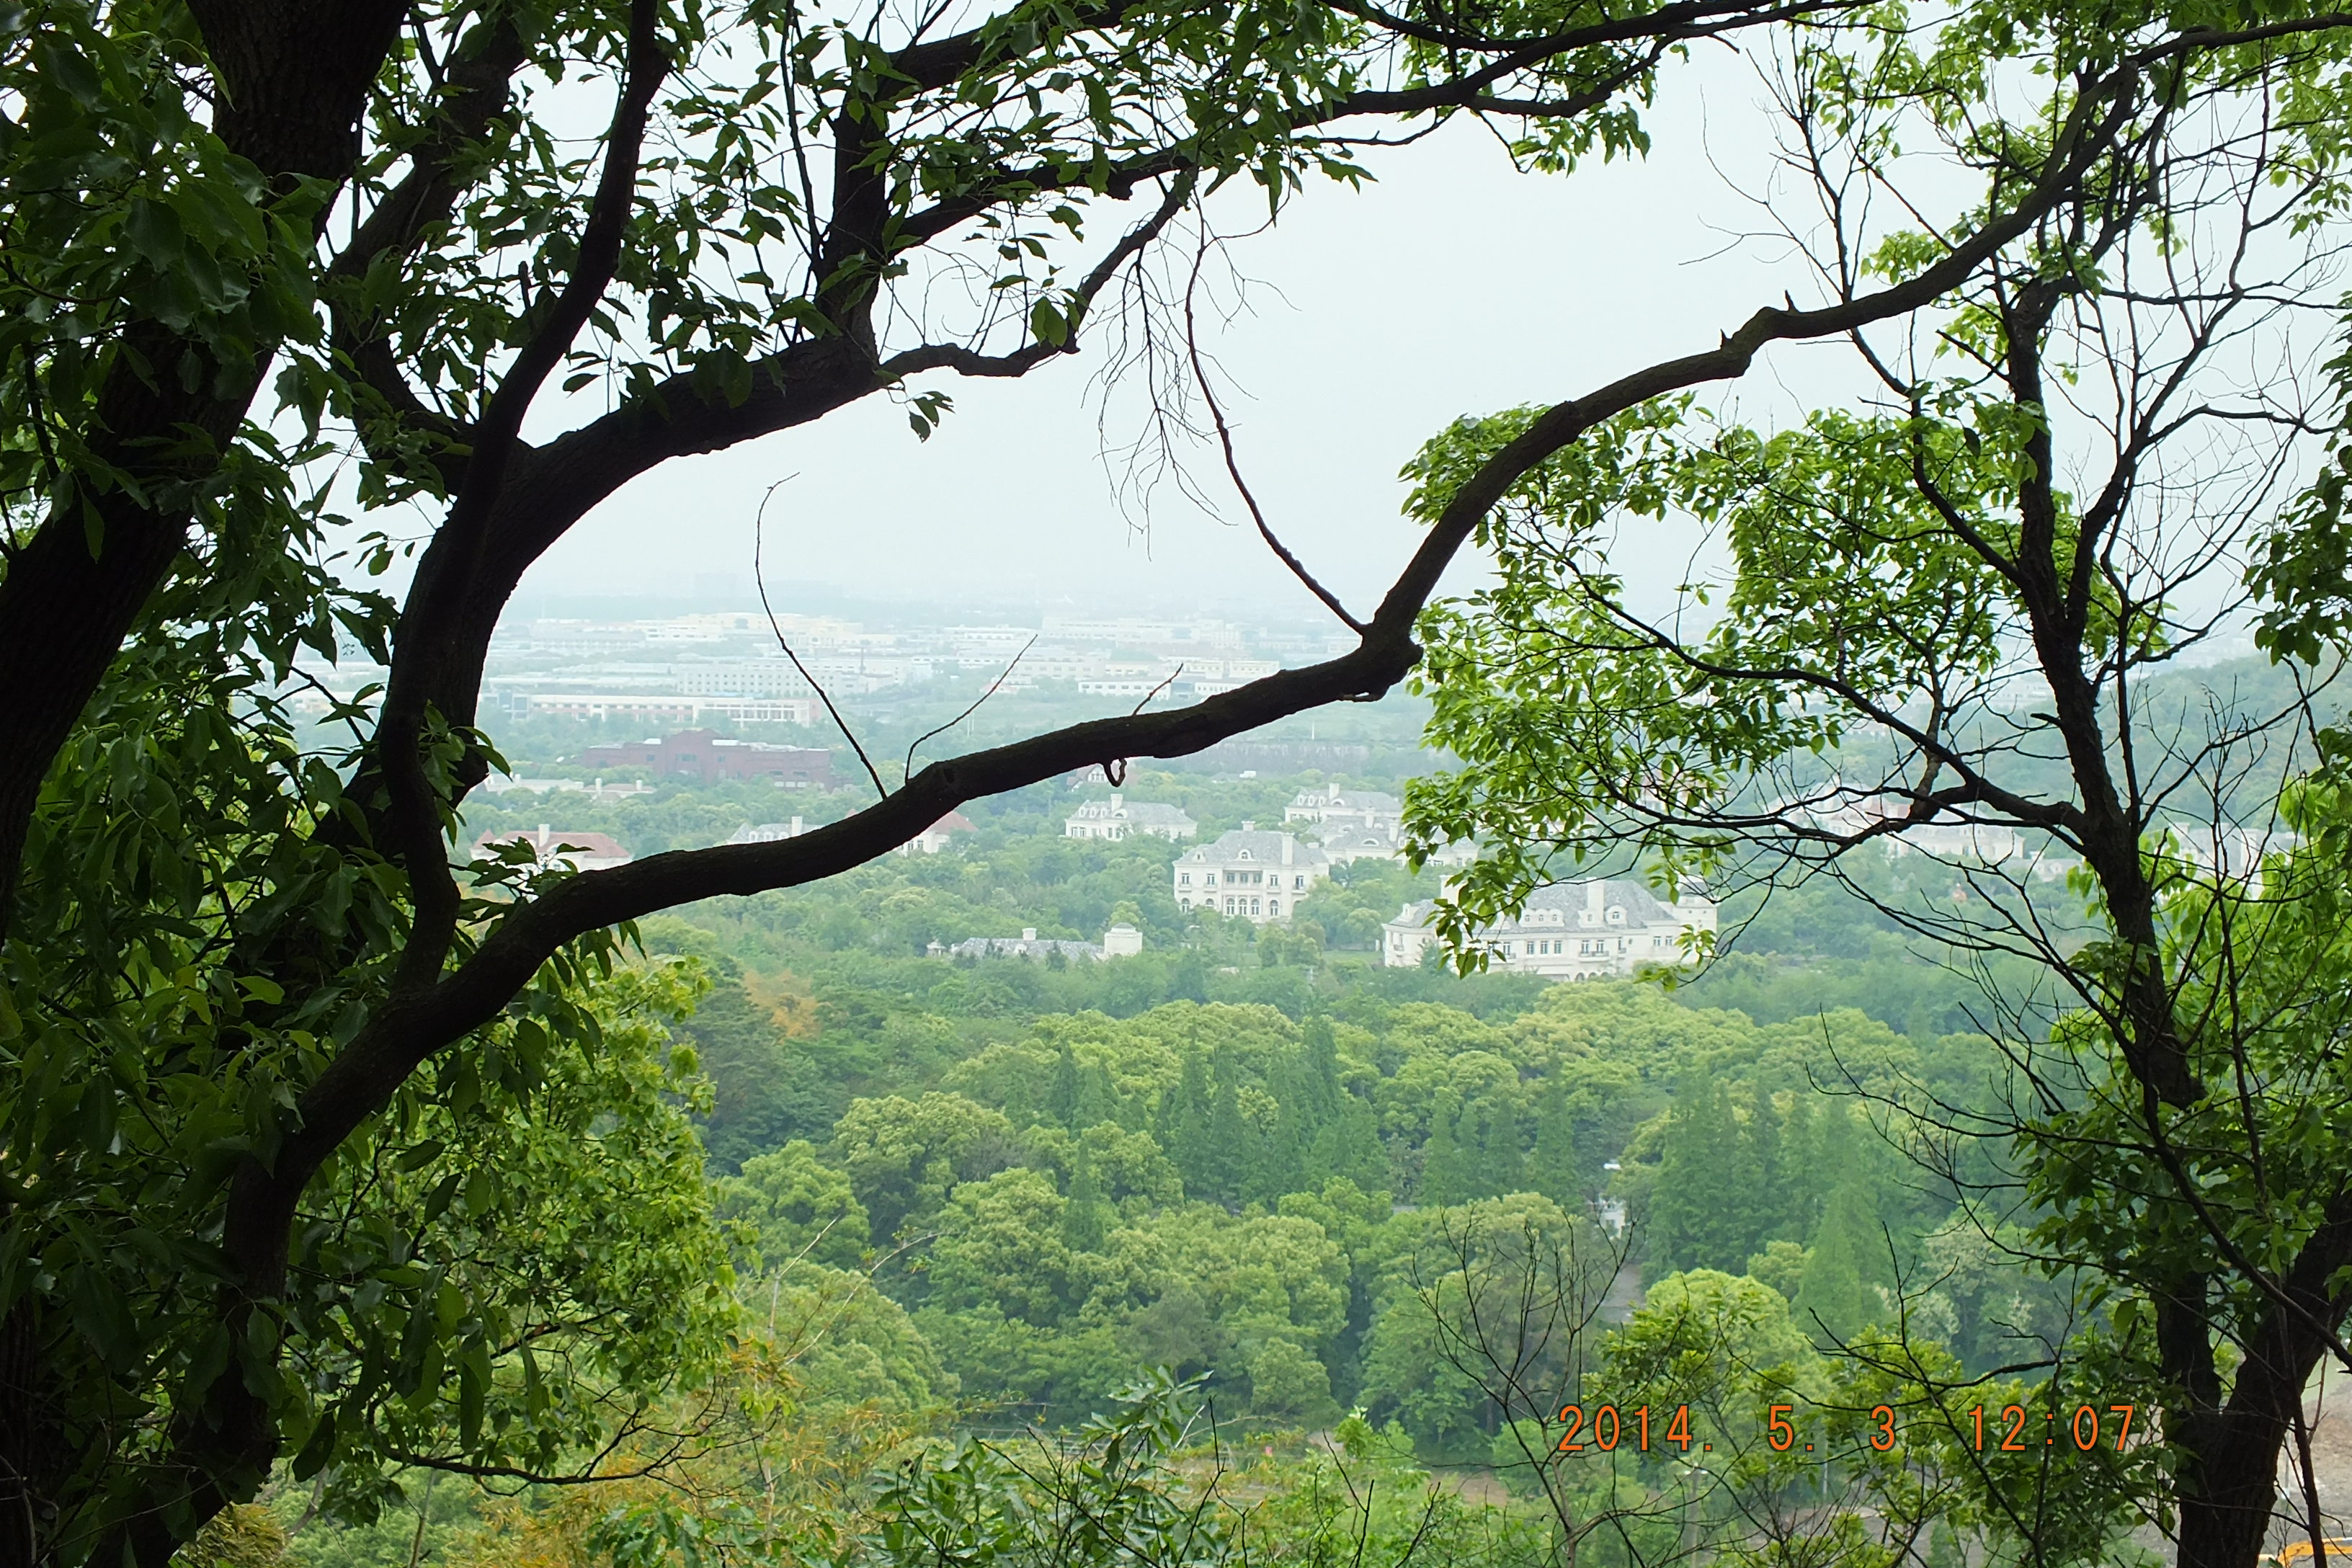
714, 1141, 871, 1271
1162, 1050, 1216, 1198
1203, 1053, 1252, 1208
1402, 14, 2352, 1558
0, 0, 2270, 1556
925, 1168, 1072, 1327
1359, 1194, 1633, 1549
1525, 1074, 1581, 1210
829, 1092, 1025, 1242
1643, 1077, 1744, 1273
1047, 1042, 1084, 1131
1061, 1145, 1110, 1255
1416, 1088, 1472, 1206
1791, 1136, 1886, 1345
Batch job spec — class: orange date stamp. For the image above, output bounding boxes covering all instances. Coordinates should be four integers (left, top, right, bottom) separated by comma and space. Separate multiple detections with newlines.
1551, 1402, 2137, 1454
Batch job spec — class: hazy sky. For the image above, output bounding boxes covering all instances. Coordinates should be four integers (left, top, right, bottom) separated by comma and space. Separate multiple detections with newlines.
514, 52, 1874, 623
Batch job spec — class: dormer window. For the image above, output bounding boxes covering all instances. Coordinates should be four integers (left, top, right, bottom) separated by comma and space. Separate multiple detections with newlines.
1607, 908, 1623, 923
1238, 850, 1252, 860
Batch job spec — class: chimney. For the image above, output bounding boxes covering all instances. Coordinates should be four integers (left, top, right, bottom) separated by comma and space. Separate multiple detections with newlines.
1282, 834, 1294, 865
1022, 927, 1038, 942
1241, 820, 1255, 832
1110, 792, 1123, 811
790, 815, 804, 836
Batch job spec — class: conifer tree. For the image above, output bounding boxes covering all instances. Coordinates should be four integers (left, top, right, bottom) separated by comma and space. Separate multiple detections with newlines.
1526, 1075, 1581, 1210
1779, 1092, 1822, 1241
1645, 1078, 1745, 1272
1459, 1093, 1520, 1200
1165, 1053, 1215, 1200
1082, 1060, 1121, 1130
1062, 1146, 1109, 1254
1172, 951, 1211, 1003
1048, 1042, 1083, 1128
1204, 1051, 1251, 1207
1792, 1111, 1886, 1343
1250, 1049, 1311, 1204
1302, 1015, 1345, 1126
1420, 1088, 1471, 1206
1306, 1089, 1389, 1195
1734, 1085, 1778, 1254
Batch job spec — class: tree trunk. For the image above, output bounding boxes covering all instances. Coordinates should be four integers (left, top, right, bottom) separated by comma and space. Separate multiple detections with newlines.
2176, 1414, 2288, 1568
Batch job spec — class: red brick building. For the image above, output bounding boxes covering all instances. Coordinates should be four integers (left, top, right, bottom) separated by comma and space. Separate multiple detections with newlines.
576, 729, 832, 788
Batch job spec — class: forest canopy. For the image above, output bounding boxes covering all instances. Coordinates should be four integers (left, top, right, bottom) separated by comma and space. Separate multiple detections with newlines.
7, 0, 2352, 1561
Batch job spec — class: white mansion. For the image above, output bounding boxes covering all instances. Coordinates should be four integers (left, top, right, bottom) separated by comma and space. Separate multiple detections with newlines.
1285, 783, 1403, 844
1064, 793, 1199, 842
1173, 827, 1331, 923
1383, 877, 1716, 979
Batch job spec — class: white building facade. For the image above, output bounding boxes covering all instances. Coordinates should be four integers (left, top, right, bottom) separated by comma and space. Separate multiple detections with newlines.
927, 924, 1144, 961
1383, 878, 1716, 979
1173, 827, 1330, 923
1064, 794, 1199, 842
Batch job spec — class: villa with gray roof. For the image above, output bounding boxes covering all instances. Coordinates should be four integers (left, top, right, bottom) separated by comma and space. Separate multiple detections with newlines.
1319, 827, 1402, 866
1383, 877, 1716, 979
1286, 783, 1404, 845
1064, 793, 1198, 842
1173, 827, 1330, 923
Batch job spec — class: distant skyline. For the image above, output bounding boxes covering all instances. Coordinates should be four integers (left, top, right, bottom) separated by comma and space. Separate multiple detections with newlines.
513, 53, 1861, 622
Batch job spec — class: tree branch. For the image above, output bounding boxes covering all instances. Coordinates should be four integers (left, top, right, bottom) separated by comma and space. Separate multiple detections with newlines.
325, 17, 535, 495
264, 54, 2157, 1200
441, 0, 670, 536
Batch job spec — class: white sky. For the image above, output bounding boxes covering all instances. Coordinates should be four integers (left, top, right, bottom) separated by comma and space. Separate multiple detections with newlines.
513, 53, 1883, 623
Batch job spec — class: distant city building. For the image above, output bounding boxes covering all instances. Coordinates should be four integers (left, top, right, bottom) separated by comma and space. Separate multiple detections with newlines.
901, 811, 976, 855
1173, 826, 1330, 922
1286, 783, 1404, 845
1039, 615, 1245, 650
576, 729, 832, 787
529, 693, 817, 726
471, 825, 633, 873
927, 924, 1143, 961
1064, 794, 1198, 842
476, 776, 654, 803
1077, 677, 1175, 699
1383, 878, 1716, 979
676, 660, 818, 698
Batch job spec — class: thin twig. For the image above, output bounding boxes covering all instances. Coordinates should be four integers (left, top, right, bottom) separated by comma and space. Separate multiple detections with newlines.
2294, 1396, 2331, 1567
1182, 226, 1368, 633
1092, 665, 1188, 787
904, 633, 1037, 780
1132, 662, 1182, 713
752, 479, 886, 798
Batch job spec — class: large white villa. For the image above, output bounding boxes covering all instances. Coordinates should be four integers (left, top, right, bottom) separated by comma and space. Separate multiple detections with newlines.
1172, 827, 1332, 923
1383, 877, 1716, 979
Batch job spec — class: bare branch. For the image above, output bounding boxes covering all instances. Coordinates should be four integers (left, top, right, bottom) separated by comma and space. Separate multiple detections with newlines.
753, 480, 888, 799
1183, 226, 1366, 633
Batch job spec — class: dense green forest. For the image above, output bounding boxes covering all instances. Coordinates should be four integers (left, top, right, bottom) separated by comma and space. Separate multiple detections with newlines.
258, 759, 2082, 1568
